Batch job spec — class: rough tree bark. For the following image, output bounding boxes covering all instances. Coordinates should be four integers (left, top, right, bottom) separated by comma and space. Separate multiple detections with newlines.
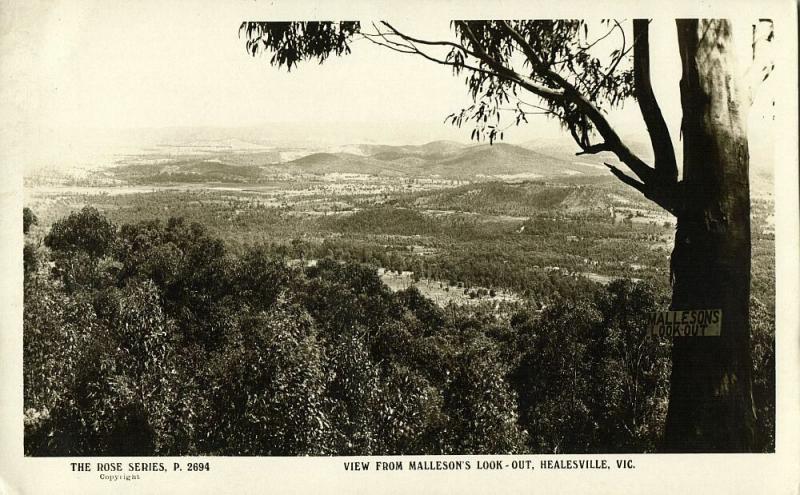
663, 19, 757, 452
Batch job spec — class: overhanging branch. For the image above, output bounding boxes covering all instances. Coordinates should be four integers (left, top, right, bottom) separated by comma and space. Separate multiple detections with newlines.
576, 142, 613, 155
495, 20, 657, 186
382, 20, 669, 207
633, 19, 678, 183
379, 21, 481, 59
605, 163, 681, 215
605, 163, 647, 195
453, 21, 566, 101
362, 27, 562, 99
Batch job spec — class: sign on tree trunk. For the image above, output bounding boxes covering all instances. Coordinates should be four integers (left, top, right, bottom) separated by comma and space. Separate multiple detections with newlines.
648, 309, 723, 337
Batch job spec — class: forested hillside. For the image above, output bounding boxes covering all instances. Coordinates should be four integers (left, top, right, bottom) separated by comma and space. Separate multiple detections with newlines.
22, 206, 775, 455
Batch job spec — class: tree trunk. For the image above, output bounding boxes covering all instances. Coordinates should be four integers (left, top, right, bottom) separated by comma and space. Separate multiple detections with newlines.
663, 19, 757, 452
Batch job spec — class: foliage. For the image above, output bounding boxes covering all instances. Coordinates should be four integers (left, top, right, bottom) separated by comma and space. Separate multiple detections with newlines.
23, 243, 38, 274
441, 337, 528, 454
750, 295, 775, 451
44, 206, 116, 258
23, 207, 38, 234
241, 22, 360, 70
22, 207, 772, 455
24, 277, 194, 455
510, 280, 670, 453
23, 275, 91, 454
240, 20, 633, 147
23, 208, 40, 274
200, 302, 329, 455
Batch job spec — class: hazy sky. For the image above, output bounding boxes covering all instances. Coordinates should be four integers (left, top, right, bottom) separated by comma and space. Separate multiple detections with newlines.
1, 0, 779, 168
5, 2, 471, 130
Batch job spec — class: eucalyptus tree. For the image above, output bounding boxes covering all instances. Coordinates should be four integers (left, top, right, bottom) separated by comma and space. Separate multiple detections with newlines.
239, 19, 775, 452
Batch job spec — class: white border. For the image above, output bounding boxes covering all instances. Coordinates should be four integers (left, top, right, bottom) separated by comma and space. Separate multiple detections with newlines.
1, 1, 797, 493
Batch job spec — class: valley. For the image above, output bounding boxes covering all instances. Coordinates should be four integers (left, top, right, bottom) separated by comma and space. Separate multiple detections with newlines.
22, 136, 777, 457
23, 138, 775, 312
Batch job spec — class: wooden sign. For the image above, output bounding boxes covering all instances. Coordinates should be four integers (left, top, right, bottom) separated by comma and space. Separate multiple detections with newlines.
647, 309, 722, 337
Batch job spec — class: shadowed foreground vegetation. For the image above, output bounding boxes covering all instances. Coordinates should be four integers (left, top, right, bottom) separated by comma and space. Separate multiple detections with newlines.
23, 206, 774, 455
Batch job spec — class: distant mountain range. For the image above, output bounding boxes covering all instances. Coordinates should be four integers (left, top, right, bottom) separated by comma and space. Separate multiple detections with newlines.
107, 135, 773, 194
277, 141, 608, 180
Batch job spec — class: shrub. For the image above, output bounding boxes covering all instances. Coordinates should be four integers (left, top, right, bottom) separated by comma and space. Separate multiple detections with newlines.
201, 301, 329, 455
44, 206, 115, 258
23, 207, 38, 234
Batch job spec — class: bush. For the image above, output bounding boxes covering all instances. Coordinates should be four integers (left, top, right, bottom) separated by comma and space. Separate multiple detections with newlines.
510, 281, 670, 453
44, 206, 116, 258
23, 207, 38, 234
750, 296, 775, 451
24, 276, 94, 455
201, 302, 329, 455
23, 243, 38, 274
27, 208, 763, 455
441, 337, 528, 454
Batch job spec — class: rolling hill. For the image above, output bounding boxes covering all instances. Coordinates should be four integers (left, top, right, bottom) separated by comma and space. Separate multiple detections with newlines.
427, 143, 604, 178
111, 139, 616, 182
281, 152, 407, 177
356, 140, 469, 158
112, 159, 262, 182
281, 141, 607, 179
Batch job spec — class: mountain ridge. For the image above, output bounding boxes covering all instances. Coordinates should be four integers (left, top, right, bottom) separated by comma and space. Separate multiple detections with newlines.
280, 141, 607, 179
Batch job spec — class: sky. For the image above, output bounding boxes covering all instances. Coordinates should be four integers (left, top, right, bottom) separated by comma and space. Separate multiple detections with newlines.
0, 0, 779, 170
4, 3, 470, 130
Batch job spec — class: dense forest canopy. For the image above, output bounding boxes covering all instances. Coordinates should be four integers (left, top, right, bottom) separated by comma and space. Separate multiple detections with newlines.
23, 206, 775, 454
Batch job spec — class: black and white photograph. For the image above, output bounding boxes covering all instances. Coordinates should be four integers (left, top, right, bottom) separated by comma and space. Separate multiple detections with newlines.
2, 1, 798, 493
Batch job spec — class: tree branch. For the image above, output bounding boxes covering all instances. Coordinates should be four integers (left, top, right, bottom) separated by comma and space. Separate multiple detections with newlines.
362, 28, 541, 91
588, 20, 629, 98
361, 32, 416, 54
577, 23, 619, 52
605, 163, 647, 195
605, 162, 680, 215
633, 19, 678, 183
497, 21, 565, 87
361, 33, 498, 79
379, 21, 481, 60
454, 22, 566, 101
576, 142, 613, 155
496, 20, 656, 186
384, 19, 664, 202
376, 21, 520, 97
745, 19, 775, 105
